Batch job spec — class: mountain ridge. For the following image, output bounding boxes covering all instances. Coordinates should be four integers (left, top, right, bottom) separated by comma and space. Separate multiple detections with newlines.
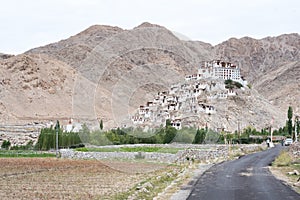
0, 22, 299, 131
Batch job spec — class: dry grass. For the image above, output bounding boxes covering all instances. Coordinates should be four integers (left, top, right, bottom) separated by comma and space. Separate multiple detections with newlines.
271, 150, 300, 194
273, 150, 292, 167
0, 158, 167, 199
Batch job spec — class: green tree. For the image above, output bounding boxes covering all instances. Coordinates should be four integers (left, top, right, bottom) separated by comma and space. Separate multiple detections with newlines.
287, 106, 293, 138
36, 127, 82, 150
164, 126, 177, 143
296, 117, 300, 139
225, 79, 243, 89
225, 79, 234, 89
193, 128, 206, 144
234, 81, 243, 89
1, 140, 11, 149
79, 123, 90, 143
100, 119, 103, 130
166, 119, 172, 127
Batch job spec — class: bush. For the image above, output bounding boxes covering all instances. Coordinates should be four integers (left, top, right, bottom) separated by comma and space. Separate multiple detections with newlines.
69, 143, 85, 149
10, 140, 34, 150
1, 140, 11, 150
234, 81, 243, 88
76, 147, 89, 152
225, 79, 243, 89
273, 151, 292, 167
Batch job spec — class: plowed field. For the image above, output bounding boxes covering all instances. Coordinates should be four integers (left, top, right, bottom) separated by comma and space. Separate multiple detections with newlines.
0, 158, 166, 199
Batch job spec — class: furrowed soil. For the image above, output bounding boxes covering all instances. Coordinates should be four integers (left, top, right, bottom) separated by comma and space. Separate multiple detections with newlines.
0, 158, 168, 199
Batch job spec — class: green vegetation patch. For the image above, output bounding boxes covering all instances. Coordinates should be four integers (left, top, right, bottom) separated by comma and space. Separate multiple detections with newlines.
272, 150, 300, 193
0, 150, 55, 158
76, 146, 183, 154
273, 150, 292, 167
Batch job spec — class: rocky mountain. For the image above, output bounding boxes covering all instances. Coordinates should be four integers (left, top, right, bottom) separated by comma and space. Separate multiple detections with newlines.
0, 54, 76, 123
253, 61, 300, 113
0, 22, 299, 133
0, 53, 14, 60
214, 34, 300, 114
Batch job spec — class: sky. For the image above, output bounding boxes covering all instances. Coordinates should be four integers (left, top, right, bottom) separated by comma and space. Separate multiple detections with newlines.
0, 0, 299, 54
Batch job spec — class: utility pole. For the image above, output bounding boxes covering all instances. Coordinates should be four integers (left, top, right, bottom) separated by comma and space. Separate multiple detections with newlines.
270, 117, 274, 142
237, 120, 241, 144
55, 120, 59, 158
269, 126, 272, 142
295, 116, 299, 142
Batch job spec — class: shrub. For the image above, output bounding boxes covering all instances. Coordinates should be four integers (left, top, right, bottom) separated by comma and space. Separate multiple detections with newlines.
1, 140, 11, 150
135, 152, 145, 159
273, 150, 292, 167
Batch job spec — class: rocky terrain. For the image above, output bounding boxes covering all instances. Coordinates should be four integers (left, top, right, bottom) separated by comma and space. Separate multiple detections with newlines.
0, 54, 76, 123
214, 34, 300, 113
0, 22, 299, 140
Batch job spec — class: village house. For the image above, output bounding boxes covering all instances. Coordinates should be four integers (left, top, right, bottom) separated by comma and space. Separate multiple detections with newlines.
130, 60, 246, 129
171, 119, 182, 130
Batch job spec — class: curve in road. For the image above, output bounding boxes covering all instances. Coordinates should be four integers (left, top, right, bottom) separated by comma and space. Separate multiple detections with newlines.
188, 145, 300, 200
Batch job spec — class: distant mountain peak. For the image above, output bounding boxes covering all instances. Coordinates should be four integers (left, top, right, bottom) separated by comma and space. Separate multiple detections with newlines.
134, 22, 166, 29
76, 24, 123, 37
0, 53, 14, 59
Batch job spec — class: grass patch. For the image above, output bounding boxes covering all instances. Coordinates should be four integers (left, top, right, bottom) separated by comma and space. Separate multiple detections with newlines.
273, 150, 292, 167
271, 150, 300, 194
76, 146, 183, 154
113, 165, 182, 200
0, 150, 55, 158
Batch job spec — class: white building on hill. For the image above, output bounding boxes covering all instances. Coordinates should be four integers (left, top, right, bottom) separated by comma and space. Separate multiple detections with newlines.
131, 60, 247, 129
197, 60, 247, 85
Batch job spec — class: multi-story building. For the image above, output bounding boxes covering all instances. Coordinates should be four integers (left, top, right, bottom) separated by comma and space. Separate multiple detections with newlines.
198, 60, 246, 85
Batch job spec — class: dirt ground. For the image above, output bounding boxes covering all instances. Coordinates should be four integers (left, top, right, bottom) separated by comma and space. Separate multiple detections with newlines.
0, 158, 167, 199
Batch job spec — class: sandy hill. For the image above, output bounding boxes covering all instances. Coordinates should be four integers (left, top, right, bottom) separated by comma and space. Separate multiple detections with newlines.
0, 22, 298, 131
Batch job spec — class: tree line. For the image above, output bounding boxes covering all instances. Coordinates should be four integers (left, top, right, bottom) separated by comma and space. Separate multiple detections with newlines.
35, 125, 82, 151
3, 106, 299, 150
78, 119, 208, 146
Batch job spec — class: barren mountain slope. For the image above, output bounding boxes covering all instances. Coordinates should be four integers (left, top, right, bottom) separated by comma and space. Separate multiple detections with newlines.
1, 23, 298, 130
214, 34, 300, 115
27, 25, 124, 68
214, 34, 300, 82
253, 61, 300, 113
0, 54, 77, 123
0, 53, 14, 60
28, 23, 210, 128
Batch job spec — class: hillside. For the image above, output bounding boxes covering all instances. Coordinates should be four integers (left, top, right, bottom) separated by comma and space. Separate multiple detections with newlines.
214, 34, 300, 113
0, 54, 77, 123
0, 53, 14, 60
253, 61, 300, 113
0, 22, 298, 132
27, 22, 205, 128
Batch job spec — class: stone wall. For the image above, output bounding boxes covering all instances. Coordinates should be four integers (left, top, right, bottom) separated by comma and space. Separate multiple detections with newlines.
60, 144, 265, 163
289, 142, 300, 159
60, 149, 176, 163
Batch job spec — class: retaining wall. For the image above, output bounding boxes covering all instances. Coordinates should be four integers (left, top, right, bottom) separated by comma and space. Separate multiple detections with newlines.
60, 144, 264, 163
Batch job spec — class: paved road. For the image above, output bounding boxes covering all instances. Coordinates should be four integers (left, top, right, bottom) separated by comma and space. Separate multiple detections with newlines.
188, 145, 300, 200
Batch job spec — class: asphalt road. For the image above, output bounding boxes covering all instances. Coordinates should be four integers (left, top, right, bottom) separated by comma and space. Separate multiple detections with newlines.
187, 145, 300, 200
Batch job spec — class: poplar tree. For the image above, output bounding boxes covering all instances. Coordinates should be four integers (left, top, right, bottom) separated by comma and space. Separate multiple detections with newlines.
100, 119, 103, 130
287, 106, 293, 138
